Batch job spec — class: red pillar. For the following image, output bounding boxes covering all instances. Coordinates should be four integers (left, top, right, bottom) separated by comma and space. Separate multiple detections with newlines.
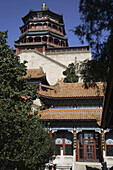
50, 130, 52, 137
47, 36, 49, 43
16, 48, 19, 54
47, 22, 48, 28
53, 38, 54, 44
41, 37, 43, 42
59, 40, 61, 46
43, 46, 45, 53
39, 83, 41, 91
57, 26, 59, 32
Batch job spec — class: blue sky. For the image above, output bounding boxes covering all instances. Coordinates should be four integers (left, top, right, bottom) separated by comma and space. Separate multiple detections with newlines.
0, 0, 87, 49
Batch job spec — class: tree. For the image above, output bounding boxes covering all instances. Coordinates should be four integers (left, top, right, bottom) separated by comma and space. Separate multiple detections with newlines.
63, 59, 79, 83
72, 0, 113, 85
0, 31, 54, 170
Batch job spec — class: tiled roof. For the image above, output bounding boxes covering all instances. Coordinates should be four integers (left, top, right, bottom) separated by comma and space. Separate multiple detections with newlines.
38, 82, 104, 98
24, 67, 46, 78
38, 108, 102, 122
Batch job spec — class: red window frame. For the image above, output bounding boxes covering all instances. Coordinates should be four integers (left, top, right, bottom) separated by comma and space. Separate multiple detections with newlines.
55, 131, 73, 156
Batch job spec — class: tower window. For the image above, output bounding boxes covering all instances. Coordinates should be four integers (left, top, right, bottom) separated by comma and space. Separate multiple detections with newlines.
38, 13, 42, 18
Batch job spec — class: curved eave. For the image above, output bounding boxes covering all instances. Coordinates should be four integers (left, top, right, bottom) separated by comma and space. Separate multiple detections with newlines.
38, 93, 104, 99
15, 31, 67, 43
40, 118, 97, 121
14, 42, 46, 47
19, 18, 65, 29
22, 9, 64, 24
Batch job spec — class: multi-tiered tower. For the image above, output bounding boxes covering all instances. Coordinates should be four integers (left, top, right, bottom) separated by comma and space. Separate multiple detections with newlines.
14, 3, 68, 54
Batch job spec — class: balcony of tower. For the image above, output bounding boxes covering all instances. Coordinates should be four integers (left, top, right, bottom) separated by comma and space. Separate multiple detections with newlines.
19, 18, 65, 38
18, 36, 67, 47
15, 34, 68, 54
19, 27, 64, 39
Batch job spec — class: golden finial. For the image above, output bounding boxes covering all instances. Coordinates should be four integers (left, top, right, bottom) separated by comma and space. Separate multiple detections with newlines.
42, 3, 46, 10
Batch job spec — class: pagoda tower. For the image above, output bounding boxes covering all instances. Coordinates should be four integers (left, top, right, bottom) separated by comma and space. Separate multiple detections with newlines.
14, 3, 68, 54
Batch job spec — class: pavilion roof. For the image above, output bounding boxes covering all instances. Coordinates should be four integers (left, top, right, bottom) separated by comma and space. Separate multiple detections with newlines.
38, 82, 104, 98
22, 9, 63, 24
38, 108, 102, 125
24, 67, 46, 79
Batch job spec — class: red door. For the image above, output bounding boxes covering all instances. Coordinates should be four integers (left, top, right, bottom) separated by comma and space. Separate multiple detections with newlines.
84, 139, 96, 161
78, 132, 100, 161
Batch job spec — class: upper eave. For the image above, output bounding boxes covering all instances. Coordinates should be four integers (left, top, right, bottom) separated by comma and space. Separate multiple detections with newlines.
15, 30, 67, 43
38, 82, 104, 99
38, 93, 104, 100
37, 108, 102, 125
22, 9, 64, 24
19, 18, 65, 29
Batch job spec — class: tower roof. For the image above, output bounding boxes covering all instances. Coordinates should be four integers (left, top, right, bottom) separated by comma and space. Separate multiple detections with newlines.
21, 8, 64, 24
38, 82, 104, 99
24, 67, 46, 79
37, 108, 102, 125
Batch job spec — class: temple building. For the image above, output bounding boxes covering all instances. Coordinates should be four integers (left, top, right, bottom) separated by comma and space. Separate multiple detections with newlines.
15, 4, 91, 85
37, 82, 113, 170
15, 3, 68, 54
14, 3, 113, 170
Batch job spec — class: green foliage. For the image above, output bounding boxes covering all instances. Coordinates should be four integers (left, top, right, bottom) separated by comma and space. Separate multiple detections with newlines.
63, 62, 79, 83
73, 0, 113, 84
0, 31, 54, 170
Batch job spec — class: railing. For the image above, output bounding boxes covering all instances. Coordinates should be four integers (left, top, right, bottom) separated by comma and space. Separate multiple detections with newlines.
46, 46, 89, 53
20, 27, 63, 38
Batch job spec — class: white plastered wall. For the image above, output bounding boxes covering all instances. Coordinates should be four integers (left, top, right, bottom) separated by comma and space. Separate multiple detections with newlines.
19, 50, 91, 85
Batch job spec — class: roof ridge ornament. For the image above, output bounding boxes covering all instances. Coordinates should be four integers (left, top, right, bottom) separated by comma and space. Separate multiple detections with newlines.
42, 3, 46, 10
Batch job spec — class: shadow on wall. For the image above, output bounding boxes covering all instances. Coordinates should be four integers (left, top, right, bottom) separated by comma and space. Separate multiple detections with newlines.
86, 166, 100, 170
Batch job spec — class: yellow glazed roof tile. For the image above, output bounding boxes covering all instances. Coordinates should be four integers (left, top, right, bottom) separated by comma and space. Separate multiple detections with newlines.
38, 82, 104, 98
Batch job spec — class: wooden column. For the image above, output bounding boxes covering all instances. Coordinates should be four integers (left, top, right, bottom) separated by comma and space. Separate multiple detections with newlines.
53, 38, 54, 45
41, 37, 43, 42
43, 46, 45, 54
57, 26, 59, 32
47, 22, 48, 28
16, 48, 19, 54
47, 36, 49, 43
73, 130, 77, 153
59, 40, 61, 46
50, 130, 52, 137
101, 130, 105, 163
